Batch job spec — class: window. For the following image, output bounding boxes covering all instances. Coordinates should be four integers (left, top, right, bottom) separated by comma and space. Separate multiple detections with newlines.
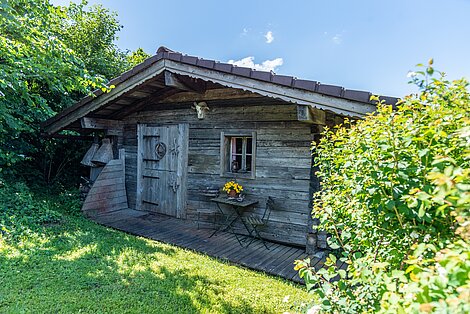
220, 131, 256, 179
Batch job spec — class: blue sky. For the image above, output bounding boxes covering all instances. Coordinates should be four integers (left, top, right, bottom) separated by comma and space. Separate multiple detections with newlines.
51, 0, 470, 97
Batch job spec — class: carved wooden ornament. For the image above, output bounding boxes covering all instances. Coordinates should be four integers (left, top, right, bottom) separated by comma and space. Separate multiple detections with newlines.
155, 142, 167, 160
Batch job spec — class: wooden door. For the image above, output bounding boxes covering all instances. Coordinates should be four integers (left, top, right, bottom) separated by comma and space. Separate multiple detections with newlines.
136, 124, 189, 218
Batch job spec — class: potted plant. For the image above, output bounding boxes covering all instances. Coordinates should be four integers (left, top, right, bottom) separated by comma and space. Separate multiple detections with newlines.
222, 181, 243, 199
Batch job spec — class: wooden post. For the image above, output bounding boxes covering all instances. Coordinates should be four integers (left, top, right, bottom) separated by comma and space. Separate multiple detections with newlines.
176, 123, 189, 218
136, 124, 144, 211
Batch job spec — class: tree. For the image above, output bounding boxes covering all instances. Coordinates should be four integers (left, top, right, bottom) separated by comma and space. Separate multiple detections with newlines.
58, 0, 129, 80
0, 0, 150, 187
0, 0, 108, 170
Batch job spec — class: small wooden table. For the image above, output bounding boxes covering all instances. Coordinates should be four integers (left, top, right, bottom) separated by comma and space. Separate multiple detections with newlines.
210, 196, 259, 247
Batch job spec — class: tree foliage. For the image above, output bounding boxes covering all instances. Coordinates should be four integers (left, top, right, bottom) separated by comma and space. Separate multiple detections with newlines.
0, 0, 106, 168
58, 0, 130, 80
126, 47, 151, 68
296, 61, 470, 313
0, 0, 149, 187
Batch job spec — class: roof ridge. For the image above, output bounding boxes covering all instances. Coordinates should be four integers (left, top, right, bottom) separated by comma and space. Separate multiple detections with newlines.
156, 46, 174, 54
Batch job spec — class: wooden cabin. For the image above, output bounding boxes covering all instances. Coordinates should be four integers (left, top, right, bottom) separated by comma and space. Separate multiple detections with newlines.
42, 47, 397, 251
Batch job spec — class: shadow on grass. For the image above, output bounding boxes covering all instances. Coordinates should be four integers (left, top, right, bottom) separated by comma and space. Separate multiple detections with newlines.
0, 215, 262, 313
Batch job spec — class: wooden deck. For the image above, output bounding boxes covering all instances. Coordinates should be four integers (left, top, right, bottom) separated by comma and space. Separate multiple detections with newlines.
91, 209, 327, 283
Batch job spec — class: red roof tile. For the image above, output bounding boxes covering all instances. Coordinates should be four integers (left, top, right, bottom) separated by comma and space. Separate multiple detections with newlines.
154, 46, 398, 105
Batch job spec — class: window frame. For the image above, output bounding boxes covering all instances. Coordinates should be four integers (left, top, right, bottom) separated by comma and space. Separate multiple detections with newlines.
220, 131, 256, 179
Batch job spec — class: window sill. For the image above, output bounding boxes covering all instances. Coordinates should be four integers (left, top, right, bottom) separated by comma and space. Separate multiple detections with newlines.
221, 172, 256, 180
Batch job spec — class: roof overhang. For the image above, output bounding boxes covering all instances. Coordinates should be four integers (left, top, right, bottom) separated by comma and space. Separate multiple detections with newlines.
164, 59, 378, 116
42, 48, 398, 135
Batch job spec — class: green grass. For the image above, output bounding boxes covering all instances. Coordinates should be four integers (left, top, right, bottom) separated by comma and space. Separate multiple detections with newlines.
0, 213, 309, 313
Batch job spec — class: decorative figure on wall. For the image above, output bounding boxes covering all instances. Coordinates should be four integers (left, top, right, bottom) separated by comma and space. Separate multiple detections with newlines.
168, 173, 179, 193
169, 138, 180, 156
192, 101, 210, 119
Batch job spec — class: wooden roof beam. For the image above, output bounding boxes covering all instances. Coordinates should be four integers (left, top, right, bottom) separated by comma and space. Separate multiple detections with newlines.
42, 62, 166, 135
165, 60, 376, 117
41, 133, 94, 141
164, 71, 206, 93
81, 117, 123, 129
108, 88, 182, 120
157, 87, 261, 104
81, 117, 124, 136
297, 105, 326, 125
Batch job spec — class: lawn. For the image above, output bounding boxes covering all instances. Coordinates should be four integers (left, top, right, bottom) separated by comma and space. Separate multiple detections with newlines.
0, 212, 309, 313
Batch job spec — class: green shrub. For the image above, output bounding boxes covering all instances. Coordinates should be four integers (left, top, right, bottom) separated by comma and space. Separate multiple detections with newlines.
55, 189, 82, 216
296, 61, 469, 313
0, 182, 62, 240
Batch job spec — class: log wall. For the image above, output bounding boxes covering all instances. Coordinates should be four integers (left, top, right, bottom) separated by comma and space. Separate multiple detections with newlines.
122, 99, 315, 246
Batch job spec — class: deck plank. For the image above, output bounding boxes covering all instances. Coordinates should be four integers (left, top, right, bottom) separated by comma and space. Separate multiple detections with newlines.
263, 247, 298, 273
90, 209, 310, 283
270, 248, 304, 275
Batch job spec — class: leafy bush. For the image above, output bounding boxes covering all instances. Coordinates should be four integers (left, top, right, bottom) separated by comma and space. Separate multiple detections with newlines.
296, 62, 469, 313
55, 189, 83, 216
0, 180, 81, 241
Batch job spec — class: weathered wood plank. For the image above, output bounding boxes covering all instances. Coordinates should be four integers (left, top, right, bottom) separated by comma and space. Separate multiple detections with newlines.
128, 104, 298, 123
164, 60, 376, 117
85, 188, 126, 202
81, 117, 123, 130
82, 148, 128, 217
82, 196, 128, 211
136, 124, 144, 210
90, 177, 125, 188
177, 123, 189, 218
159, 88, 260, 103
90, 210, 307, 283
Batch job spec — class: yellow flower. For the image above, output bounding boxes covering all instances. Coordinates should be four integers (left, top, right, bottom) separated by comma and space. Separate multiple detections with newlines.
222, 181, 243, 194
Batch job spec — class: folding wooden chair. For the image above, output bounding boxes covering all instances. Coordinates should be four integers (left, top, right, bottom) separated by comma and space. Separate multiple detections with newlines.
245, 196, 275, 249
196, 188, 220, 230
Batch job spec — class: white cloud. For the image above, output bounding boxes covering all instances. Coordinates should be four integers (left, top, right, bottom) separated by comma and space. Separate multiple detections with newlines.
228, 56, 283, 72
264, 31, 274, 44
332, 34, 342, 44
241, 28, 249, 36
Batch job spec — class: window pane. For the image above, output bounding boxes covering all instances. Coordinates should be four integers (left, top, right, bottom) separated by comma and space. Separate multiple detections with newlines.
231, 137, 237, 154
246, 137, 252, 154
235, 138, 243, 154
246, 155, 252, 171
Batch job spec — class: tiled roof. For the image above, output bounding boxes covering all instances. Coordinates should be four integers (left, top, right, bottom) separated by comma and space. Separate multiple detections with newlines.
42, 46, 399, 133
132, 46, 398, 105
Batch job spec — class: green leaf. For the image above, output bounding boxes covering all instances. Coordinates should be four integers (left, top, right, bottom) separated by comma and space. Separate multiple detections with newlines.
385, 199, 395, 210
328, 254, 337, 264
337, 269, 347, 279
418, 204, 426, 218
